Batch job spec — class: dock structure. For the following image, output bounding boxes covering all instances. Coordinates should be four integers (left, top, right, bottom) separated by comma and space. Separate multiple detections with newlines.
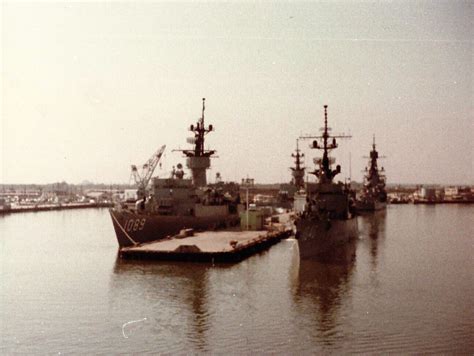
119, 214, 293, 263
0, 202, 113, 215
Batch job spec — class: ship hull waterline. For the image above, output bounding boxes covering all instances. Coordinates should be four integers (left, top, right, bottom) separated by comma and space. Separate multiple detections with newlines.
355, 200, 387, 212
295, 217, 358, 261
110, 209, 240, 248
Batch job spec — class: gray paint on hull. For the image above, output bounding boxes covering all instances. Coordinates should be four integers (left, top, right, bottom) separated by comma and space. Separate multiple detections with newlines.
110, 209, 239, 248
356, 200, 387, 212
296, 217, 358, 260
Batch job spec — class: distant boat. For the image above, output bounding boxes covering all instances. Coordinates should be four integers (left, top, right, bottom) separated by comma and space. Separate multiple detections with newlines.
413, 186, 438, 204
0, 198, 12, 213
388, 194, 410, 204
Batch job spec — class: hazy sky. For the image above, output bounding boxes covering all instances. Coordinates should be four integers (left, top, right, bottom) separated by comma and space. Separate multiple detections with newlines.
1, 1, 472, 185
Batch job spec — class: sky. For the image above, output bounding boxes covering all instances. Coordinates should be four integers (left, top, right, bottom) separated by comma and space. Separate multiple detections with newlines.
1, 1, 472, 185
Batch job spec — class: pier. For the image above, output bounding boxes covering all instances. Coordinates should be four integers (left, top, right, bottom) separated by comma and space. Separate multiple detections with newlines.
0, 202, 113, 214
119, 214, 293, 263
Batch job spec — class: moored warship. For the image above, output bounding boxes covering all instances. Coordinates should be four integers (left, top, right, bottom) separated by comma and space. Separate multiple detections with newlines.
278, 140, 306, 210
290, 140, 306, 190
110, 99, 240, 248
356, 136, 387, 211
295, 105, 358, 260
290, 140, 308, 214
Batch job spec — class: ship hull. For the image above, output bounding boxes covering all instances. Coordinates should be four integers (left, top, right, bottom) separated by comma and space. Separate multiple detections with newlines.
110, 209, 240, 248
356, 200, 386, 212
295, 217, 358, 260
413, 199, 437, 204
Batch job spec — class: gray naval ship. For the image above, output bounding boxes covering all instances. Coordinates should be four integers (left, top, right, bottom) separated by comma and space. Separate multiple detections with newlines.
356, 136, 387, 212
295, 105, 358, 260
278, 139, 306, 209
110, 99, 240, 248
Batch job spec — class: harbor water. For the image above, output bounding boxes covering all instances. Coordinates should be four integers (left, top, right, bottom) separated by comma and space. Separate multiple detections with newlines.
1, 205, 473, 353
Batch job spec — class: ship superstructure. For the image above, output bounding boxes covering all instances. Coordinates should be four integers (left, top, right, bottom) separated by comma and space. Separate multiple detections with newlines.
176, 98, 215, 187
295, 105, 358, 260
356, 136, 387, 211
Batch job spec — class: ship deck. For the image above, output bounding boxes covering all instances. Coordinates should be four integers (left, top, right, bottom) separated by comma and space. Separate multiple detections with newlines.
119, 213, 293, 263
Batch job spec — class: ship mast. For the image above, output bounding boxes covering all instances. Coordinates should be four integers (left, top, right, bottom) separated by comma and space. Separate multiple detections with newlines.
176, 98, 216, 187
300, 105, 351, 184
291, 139, 305, 189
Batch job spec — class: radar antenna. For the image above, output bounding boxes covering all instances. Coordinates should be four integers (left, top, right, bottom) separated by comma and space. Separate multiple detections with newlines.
174, 98, 216, 186
299, 105, 351, 183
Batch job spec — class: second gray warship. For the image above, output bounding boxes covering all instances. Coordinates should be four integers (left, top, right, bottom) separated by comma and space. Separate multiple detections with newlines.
295, 105, 358, 260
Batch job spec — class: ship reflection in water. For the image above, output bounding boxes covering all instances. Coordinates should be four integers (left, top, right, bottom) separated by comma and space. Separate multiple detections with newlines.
358, 210, 386, 268
291, 239, 356, 346
111, 259, 218, 353
1, 206, 473, 353
112, 239, 358, 353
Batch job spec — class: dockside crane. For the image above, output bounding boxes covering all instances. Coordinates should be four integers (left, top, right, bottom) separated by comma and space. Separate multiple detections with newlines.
131, 145, 166, 199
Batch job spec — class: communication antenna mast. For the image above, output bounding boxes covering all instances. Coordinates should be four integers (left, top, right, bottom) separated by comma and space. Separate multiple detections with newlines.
299, 105, 352, 183
349, 152, 352, 183
174, 98, 216, 187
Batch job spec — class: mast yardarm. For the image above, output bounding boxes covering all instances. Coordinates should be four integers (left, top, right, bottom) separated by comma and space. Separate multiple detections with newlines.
300, 105, 351, 184
182, 98, 215, 158
175, 98, 216, 186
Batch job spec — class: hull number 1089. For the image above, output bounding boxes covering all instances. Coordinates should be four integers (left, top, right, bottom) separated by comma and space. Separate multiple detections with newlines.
125, 218, 146, 232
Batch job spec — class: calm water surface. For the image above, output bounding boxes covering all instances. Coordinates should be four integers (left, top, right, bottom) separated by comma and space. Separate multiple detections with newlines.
1, 205, 473, 353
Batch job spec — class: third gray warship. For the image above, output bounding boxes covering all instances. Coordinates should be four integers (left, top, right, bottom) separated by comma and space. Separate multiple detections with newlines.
356, 136, 387, 211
